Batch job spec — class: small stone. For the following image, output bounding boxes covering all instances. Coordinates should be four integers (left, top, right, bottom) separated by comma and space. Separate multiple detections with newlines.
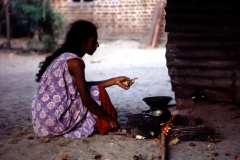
44, 138, 50, 142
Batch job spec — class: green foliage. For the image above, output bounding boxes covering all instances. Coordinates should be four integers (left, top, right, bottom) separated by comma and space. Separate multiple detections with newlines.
26, 35, 56, 52
12, 0, 66, 51
42, 34, 56, 52
53, 12, 67, 39
13, 0, 46, 27
26, 39, 43, 51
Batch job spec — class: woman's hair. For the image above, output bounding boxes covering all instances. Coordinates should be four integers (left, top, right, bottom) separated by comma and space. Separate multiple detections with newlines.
35, 20, 97, 82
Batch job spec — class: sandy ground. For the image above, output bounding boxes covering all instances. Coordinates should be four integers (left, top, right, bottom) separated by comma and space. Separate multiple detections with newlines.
0, 40, 240, 160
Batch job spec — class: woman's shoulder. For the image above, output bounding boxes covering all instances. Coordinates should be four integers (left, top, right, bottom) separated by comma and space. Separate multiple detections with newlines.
58, 52, 80, 60
50, 52, 85, 68
54, 52, 82, 62
60, 52, 85, 66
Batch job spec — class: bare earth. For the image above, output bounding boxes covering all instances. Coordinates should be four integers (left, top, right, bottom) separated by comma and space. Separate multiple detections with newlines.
0, 40, 239, 160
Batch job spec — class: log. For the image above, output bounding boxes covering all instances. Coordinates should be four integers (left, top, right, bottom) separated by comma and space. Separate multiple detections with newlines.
152, 0, 166, 48
169, 125, 218, 141
5, 0, 11, 49
140, 0, 166, 49
146, 0, 161, 46
161, 132, 166, 160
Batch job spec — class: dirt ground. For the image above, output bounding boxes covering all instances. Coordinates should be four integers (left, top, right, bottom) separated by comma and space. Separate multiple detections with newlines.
0, 40, 240, 160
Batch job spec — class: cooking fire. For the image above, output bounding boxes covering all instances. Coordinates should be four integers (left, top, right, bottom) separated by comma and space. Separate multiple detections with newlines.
160, 115, 176, 136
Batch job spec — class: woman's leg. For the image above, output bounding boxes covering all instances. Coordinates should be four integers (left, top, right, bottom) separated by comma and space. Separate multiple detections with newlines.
94, 86, 118, 135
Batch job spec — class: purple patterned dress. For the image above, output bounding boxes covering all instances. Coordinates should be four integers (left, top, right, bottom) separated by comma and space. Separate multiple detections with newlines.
32, 52, 101, 138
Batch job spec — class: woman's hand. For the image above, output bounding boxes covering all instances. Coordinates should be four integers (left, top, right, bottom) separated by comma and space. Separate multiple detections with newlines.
113, 76, 131, 90
107, 117, 120, 129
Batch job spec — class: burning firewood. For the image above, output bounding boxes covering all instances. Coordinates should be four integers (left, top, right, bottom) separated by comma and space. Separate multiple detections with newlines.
160, 115, 176, 136
159, 114, 220, 160
159, 115, 176, 160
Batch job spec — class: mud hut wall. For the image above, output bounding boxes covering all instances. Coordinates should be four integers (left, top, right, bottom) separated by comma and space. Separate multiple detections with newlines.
165, 0, 240, 103
51, 0, 166, 40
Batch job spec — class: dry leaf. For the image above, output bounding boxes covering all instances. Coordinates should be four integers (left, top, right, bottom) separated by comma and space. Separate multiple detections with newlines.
154, 138, 161, 144
236, 155, 240, 160
27, 136, 34, 139
135, 135, 145, 140
9, 53, 13, 58
94, 154, 101, 159
168, 138, 179, 146
16, 131, 27, 136
59, 154, 70, 160
225, 153, 230, 156
189, 142, 196, 146
90, 59, 101, 63
211, 153, 218, 157
205, 147, 213, 151
208, 136, 221, 142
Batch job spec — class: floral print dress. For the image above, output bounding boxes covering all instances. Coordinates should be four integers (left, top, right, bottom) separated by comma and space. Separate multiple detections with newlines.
32, 52, 100, 138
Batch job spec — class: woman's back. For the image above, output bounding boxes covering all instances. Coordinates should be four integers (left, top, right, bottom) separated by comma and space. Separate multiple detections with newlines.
32, 52, 98, 138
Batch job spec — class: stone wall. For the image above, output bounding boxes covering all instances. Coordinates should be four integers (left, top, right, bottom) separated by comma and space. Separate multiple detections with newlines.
51, 0, 166, 41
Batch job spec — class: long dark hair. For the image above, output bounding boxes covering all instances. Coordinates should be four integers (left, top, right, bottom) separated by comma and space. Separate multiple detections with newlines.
35, 20, 97, 82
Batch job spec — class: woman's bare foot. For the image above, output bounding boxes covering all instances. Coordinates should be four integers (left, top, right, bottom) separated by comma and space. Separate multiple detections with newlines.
117, 128, 122, 132
108, 128, 127, 135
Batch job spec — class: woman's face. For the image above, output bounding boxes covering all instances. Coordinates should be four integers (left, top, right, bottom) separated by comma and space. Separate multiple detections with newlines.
83, 35, 99, 55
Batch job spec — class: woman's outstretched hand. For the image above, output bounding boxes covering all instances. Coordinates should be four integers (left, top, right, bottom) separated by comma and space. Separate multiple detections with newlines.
113, 76, 131, 90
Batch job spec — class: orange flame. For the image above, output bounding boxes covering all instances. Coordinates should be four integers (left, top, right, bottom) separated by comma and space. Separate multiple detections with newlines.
160, 115, 176, 136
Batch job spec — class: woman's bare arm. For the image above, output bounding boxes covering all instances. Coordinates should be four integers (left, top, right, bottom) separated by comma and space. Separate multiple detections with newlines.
67, 58, 119, 129
87, 76, 130, 89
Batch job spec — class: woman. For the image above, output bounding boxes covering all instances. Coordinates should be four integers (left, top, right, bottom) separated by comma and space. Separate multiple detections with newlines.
32, 20, 130, 138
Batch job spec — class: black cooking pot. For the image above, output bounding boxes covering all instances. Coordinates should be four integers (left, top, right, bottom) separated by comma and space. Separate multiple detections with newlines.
142, 96, 172, 122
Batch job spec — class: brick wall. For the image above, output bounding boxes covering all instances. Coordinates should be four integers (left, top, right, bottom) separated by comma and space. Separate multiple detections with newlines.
51, 0, 166, 41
